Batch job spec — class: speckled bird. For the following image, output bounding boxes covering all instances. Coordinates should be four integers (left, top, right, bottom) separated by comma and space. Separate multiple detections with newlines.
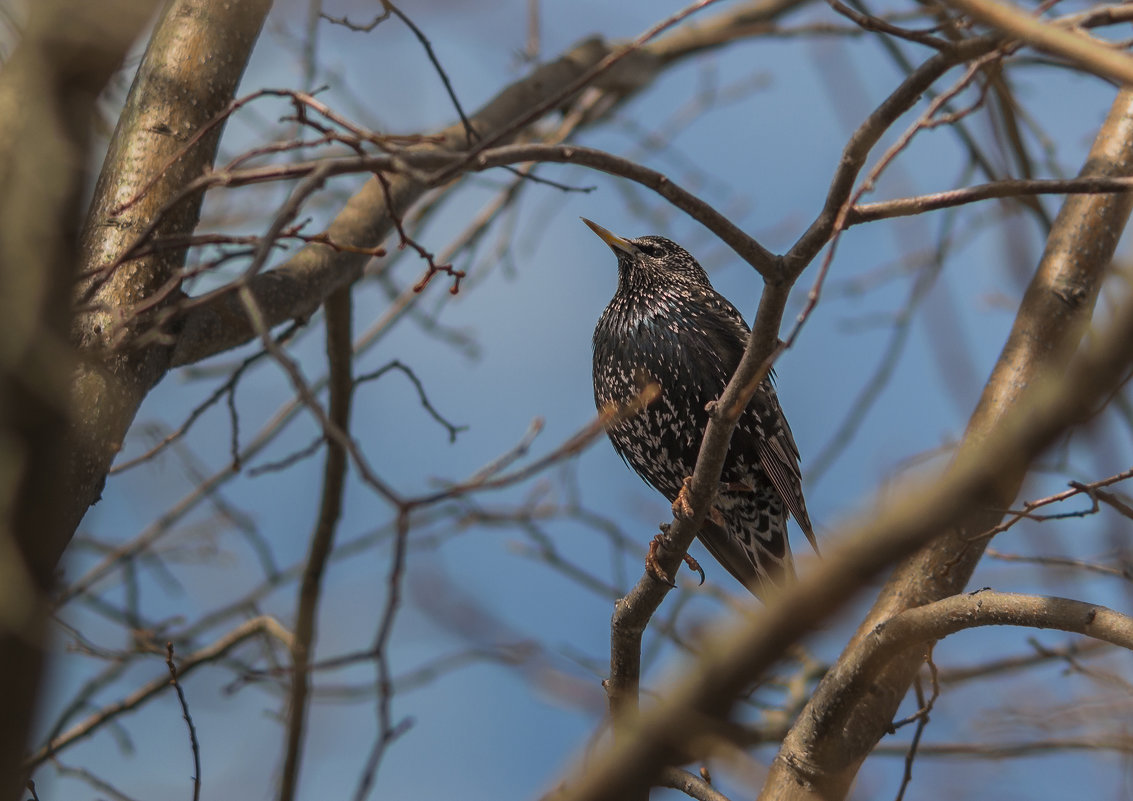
584, 218, 816, 599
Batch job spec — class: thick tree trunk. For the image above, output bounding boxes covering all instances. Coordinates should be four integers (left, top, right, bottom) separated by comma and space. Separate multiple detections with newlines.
0, 3, 161, 797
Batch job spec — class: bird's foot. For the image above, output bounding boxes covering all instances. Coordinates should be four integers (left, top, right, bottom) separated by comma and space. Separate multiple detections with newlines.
646, 534, 676, 588
647, 532, 705, 588
671, 477, 695, 519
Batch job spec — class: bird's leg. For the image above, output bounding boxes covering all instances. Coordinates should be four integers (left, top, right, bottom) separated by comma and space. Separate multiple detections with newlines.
671, 476, 695, 518
675, 475, 729, 530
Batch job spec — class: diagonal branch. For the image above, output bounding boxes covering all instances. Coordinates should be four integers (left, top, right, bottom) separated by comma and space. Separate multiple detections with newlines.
557, 251, 1133, 801
762, 86, 1133, 801
167, 0, 818, 368
945, 0, 1133, 86
25, 616, 293, 768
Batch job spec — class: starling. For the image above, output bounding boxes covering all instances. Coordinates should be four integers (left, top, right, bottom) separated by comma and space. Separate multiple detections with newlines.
584, 218, 816, 599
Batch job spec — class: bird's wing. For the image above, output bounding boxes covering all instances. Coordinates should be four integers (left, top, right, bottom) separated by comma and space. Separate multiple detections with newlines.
756, 418, 818, 554
708, 293, 819, 555
696, 517, 792, 601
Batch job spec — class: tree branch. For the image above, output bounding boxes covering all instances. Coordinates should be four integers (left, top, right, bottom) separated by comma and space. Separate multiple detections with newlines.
862, 591, 1133, 678
557, 251, 1133, 801
945, 0, 1133, 86
848, 175, 1133, 223
279, 289, 353, 801
167, 0, 820, 367
762, 85, 1133, 801
26, 616, 293, 768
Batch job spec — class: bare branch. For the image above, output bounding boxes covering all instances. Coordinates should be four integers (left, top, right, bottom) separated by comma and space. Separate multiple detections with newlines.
556, 259, 1133, 801
945, 0, 1133, 85
862, 592, 1133, 664
27, 616, 293, 767
279, 289, 353, 801
164, 643, 201, 801
659, 767, 734, 801
764, 86, 1133, 801
168, 0, 818, 367
849, 175, 1133, 224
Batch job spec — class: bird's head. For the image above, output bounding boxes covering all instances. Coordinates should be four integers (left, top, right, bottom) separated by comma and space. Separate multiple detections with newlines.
581, 218, 711, 290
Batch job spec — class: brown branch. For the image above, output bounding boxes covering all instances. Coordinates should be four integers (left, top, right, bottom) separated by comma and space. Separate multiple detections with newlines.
849, 175, 1133, 223
279, 289, 354, 801
353, 360, 465, 443
425, 0, 727, 184
65, 0, 273, 565
555, 254, 1133, 801
26, 616, 293, 768
351, 511, 414, 800
783, 34, 1001, 278
658, 767, 734, 801
133, 143, 778, 278
108, 323, 301, 474
50, 761, 143, 801
408, 384, 660, 508
468, 144, 777, 276
826, 0, 952, 49
944, 0, 1133, 85
860, 592, 1133, 665
762, 86, 1133, 801
974, 465, 1133, 540
985, 549, 1133, 581
380, 1, 477, 145
167, 0, 818, 368
937, 637, 1111, 684
872, 737, 1133, 759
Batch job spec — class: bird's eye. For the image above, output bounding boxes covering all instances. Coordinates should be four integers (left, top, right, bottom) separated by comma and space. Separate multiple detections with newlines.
636, 241, 662, 257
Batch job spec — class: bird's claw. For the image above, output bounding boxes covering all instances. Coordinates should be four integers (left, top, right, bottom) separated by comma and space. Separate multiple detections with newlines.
646, 534, 677, 588
646, 533, 705, 588
684, 552, 705, 586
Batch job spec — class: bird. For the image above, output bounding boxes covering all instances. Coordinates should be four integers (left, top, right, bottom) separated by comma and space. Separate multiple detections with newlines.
583, 218, 816, 600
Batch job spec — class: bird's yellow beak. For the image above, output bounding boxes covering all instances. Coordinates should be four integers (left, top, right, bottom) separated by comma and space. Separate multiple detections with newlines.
581, 218, 637, 257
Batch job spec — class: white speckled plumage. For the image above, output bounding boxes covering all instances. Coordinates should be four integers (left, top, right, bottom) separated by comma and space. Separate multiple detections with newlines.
586, 221, 815, 599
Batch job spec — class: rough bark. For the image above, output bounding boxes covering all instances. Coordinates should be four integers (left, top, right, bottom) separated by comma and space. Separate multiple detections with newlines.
66, 0, 274, 566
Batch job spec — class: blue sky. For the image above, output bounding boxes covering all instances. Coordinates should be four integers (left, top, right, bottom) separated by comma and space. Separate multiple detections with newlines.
36, 1, 1133, 799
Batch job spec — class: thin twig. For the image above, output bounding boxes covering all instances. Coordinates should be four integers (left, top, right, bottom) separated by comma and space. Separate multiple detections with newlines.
27, 617, 293, 767
165, 643, 201, 801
